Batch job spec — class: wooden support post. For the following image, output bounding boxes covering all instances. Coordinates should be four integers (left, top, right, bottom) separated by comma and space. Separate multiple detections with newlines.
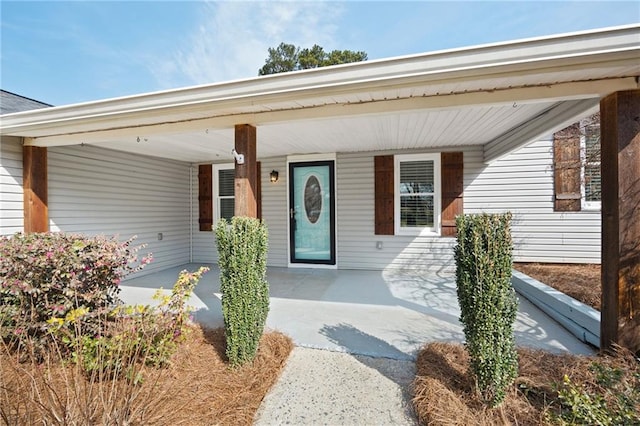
600, 89, 640, 355
23, 145, 49, 233
234, 124, 258, 218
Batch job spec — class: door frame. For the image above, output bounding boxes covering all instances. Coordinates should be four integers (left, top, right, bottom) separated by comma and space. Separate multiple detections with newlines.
287, 153, 337, 269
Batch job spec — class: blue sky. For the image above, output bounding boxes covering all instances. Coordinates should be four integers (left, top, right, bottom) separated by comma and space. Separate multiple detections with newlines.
1, 1, 638, 106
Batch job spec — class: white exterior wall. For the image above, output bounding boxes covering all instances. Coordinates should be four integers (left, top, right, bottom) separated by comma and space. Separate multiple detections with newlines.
335, 141, 601, 269
336, 152, 456, 272
191, 156, 290, 267
0, 136, 24, 235
193, 137, 600, 270
260, 157, 289, 266
48, 145, 191, 275
192, 153, 455, 271
465, 138, 601, 263
3, 133, 598, 277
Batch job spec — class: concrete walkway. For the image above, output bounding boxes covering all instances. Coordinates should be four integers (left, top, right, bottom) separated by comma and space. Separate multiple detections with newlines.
254, 347, 417, 425
120, 264, 595, 425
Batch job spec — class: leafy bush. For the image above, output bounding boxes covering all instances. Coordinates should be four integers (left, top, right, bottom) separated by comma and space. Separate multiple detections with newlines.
0, 232, 151, 354
454, 212, 518, 407
215, 217, 270, 367
48, 267, 209, 379
553, 356, 640, 425
1, 267, 210, 425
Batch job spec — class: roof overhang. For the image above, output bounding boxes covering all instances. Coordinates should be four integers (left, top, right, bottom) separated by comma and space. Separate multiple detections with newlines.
1, 24, 638, 164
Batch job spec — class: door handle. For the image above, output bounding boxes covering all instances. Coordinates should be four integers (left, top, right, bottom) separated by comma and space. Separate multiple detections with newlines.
290, 208, 295, 219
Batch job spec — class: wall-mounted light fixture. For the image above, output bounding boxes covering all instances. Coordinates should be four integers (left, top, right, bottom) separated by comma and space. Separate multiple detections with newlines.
270, 170, 279, 183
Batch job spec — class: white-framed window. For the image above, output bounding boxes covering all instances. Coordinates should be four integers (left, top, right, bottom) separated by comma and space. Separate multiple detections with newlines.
213, 164, 235, 223
394, 153, 441, 235
581, 123, 601, 210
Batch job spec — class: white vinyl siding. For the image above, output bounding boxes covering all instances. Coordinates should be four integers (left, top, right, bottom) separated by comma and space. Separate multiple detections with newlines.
336, 140, 599, 271
465, 138, 601, 263
2, 133, 598, 276
191, 157, 289, 267
193, 140, 599, 272
337, 151, 455, 272
260, 157, 289, 267
0, 136, 24, 235
47, 145, 191, 276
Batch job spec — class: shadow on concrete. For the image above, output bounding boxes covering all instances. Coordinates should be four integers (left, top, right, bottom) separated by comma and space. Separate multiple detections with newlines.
319, 322, 418, 421
320, 322, 412, 361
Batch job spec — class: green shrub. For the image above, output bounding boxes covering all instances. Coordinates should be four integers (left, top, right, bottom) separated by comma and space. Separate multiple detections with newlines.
48, 267, 209, 379
1, 267, 209, 424
454, 212, 518, 407
0, 232, 151, 354
215, 217, 269, 367
552, 359, 640, 425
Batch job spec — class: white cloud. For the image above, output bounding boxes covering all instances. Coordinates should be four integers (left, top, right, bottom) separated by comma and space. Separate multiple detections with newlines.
150, 1, 344, 89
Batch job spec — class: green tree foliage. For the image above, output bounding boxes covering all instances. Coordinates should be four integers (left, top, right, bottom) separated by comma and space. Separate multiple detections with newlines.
258, 42, 367, 75
454, 213, 519, 407
215, 217, 270, 367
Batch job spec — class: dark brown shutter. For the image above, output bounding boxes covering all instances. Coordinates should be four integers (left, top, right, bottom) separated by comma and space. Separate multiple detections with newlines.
441, 152, 464, 237
374, 155, 394, 235
553, 123, 582, 211
198, 164, 213, 231
256, 161, 262, 220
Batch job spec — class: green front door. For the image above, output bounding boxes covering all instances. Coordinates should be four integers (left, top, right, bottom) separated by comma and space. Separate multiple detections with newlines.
289, 161, 336, 265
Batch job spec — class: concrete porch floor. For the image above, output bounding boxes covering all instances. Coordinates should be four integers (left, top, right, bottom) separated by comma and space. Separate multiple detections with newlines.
120, 264, 594, 360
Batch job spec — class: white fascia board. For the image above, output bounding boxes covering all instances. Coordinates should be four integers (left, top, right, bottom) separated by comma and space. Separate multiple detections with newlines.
22, 77, 638, 147
1, 24, 639, 137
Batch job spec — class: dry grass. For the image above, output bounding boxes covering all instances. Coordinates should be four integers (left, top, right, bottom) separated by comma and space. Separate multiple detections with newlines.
412, 342, 638, 426
1, 326, 293, 425
514, 263, 601, 310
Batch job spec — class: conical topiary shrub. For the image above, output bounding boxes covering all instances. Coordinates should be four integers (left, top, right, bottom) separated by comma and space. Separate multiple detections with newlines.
215, 217, 269, 367
454, 212, 518, 407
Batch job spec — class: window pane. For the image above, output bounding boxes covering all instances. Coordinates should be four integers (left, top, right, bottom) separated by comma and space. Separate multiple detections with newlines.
585, 164, 601, 202
400, 161, 434, 194
219, 169, 235, 197
585, 125, 600, 162
400, 195, 434, 227
220, 198, 235, 220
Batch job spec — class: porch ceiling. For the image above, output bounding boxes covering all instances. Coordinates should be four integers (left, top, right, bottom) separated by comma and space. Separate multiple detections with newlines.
1, 24, 638, 164
85, 101, 563, 162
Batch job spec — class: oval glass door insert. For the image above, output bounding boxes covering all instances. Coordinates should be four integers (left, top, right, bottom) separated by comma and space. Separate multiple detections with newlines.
304, 175, 322, 223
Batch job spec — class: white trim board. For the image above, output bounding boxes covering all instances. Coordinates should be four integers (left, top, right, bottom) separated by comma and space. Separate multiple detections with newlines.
512, 270, 600, 347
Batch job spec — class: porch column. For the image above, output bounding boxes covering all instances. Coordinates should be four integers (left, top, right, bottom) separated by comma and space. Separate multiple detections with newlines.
234, 124, 258, 218
600, 89, 640, 354
23, 145, 49, 232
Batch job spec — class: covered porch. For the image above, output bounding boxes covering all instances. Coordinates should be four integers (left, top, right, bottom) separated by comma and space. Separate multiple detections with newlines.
119, 264, 594, 359
2, 24, 638, 353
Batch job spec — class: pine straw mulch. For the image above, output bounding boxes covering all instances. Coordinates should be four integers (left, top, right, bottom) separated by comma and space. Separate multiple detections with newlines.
412, 342, 638, 426
514, 263, 601, 311
155, 327, 293, 424
1, 326, 293, 426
